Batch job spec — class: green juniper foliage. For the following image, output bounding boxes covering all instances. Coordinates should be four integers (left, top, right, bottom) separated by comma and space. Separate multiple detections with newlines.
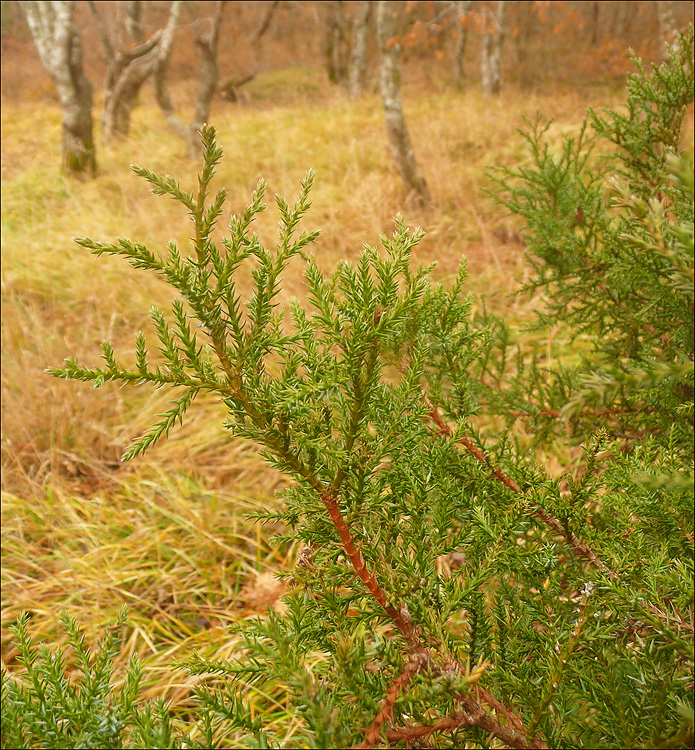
1, 609, 183, 749
483, 28, 694, 462
3, 30, 693, 750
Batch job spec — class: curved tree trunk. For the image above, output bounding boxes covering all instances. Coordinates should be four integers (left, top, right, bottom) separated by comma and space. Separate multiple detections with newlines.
481, 0, 505, 97
22, 1, 96, 175
89, 0, 165, 139
151, 2, 190, 149
219, 2, 277, 103
153, 1, 226, 158
376, 1, 430, 206
103, 35, 162, 138
348, 1, 372, 98
191, 1, 226, 136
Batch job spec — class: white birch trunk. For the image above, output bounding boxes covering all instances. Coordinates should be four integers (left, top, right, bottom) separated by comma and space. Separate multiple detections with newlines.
376, 0, 431, 206
125, 0, 144, 44
481, 0, 505, 97
98, 30, 162, 138
22, 1, 96, 175
191, 1, 226, 136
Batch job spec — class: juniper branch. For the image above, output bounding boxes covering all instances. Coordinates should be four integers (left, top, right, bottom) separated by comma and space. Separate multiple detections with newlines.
425, 396, 619, 580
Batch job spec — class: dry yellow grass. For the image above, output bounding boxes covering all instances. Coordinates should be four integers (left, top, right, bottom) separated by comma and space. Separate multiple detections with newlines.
1, 67, 624, 719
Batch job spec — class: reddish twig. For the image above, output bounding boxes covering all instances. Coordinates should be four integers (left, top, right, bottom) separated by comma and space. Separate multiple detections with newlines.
320, 489, 423, 651
384, 711, 473, 744
506, 406, 655, 419
384, 703, 546, 749
476, 684, 526, 734
531, 506, 617, 579
425, 397, 618, 580
354, 652, 428, 749
322, 482, 541, 749
454, 688, 547, 749
355, 653, 543, 749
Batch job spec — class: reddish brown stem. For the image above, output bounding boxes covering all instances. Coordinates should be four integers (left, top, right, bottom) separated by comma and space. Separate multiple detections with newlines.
354, 652, 427, 749
355, 652, 542, 749
425, 398, 618, 580
506, 406, 655, 419
531, 506, 617, 579
320, 489, 423, 651
384, 703, 546, 749
384, 712, 473, 744
320, 483, 546, 749
476, 684, 526, 734
455, 688, 547, 749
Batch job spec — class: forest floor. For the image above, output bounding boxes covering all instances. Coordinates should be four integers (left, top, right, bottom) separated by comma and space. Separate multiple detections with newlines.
0, 67, 624, 733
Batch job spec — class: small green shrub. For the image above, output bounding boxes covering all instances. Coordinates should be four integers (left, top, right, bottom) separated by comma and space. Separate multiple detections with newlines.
3, 29, 692, 750
484, 29, 693, 460
1, 609, 183, 749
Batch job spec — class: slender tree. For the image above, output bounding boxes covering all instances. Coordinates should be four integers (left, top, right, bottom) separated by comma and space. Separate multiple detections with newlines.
590, 0, 600, 46
21, 0, 96, 175
152, 0, 226, 157
89, 0, 180, 140
613, 0, 633, 38
376, 0, 431, 206
348, 0, 372, 98
454, 0, 474, 89
321, 0, 349, 84
124, 0, 144, 44
481, 0, 505, 96
219, 0, 279, 102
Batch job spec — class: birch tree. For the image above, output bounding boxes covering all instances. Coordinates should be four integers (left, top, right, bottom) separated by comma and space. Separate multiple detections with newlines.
376, 0, 430, 205
124, 0, 144, 44
481, 0, 505, 97
348, 0, 372, 98
321, 0, 349, 84
21, 1, 96, 175
613, 0, 633, 38
454, 0, 473, 89
152, 1, 226, 157
89, 0, 176, 139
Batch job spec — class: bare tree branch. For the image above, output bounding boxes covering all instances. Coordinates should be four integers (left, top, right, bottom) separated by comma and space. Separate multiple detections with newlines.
87, 0, 114, 62
153, 0, 227, 156
425, 396, 618, 580
251, 0, 279, 45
